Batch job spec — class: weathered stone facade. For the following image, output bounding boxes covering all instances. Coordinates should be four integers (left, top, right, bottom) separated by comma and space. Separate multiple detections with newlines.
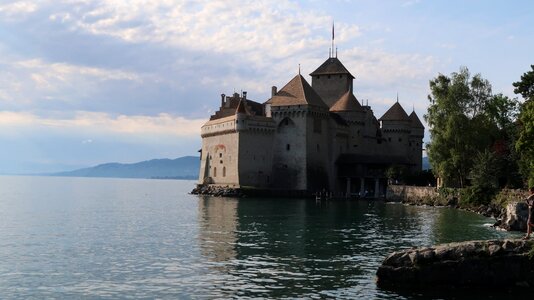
198, 55, 424, 195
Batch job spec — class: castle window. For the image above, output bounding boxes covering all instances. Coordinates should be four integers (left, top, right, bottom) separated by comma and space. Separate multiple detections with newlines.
399, 138, 402, 142
409, 142, 412, 146
328, 75, 331, 79
317, 144, 320, 152
223, 167, 226, 177
317, 76, 320, 79
220, 160, 223, 164
286, 144, 290, 151
214, 167, 217, 177
339, 75, 342, 78
285, 119, 289, 125
236, 120, 239, 124
388, 137, 391, 142
219, 153, 222, 158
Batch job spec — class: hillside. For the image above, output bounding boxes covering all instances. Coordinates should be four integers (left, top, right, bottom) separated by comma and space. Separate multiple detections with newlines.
51, 156, 199, 179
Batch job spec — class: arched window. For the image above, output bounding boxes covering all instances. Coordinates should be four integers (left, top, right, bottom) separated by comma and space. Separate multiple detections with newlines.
223, 167, 226, 177
214, 167, 217, 177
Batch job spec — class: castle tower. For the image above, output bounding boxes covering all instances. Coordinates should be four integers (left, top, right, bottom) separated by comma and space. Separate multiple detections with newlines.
379, 101, 411, 158
408, 111, 425, 172
310, 57, 354, 108
329, 91, 366, 153
265, 74, 330, 191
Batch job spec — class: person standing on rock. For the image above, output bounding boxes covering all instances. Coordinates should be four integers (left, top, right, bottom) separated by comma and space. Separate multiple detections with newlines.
524, 187, 534, 240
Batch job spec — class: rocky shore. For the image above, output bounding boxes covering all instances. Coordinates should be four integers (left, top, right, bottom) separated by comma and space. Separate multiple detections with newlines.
191, 185, 244, 197
377, 239, 534, 289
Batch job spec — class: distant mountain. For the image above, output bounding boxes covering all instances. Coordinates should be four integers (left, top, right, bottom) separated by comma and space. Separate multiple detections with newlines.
50, 156, 200, 179
422, 156, 431, 170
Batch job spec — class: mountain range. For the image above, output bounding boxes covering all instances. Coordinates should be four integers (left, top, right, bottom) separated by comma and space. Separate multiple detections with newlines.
50, 156, 199, 179
48, 155, 430, 180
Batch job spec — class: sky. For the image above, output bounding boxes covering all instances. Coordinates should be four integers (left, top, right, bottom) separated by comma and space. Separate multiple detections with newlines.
0, 0, 533, 174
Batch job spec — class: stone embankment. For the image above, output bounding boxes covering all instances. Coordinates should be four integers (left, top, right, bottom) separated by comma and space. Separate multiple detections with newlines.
191, 185, 243, 197
377, 239, 534, 289
387, 185, 530, 231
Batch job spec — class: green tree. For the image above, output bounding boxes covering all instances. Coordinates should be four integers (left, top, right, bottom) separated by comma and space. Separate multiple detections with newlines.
425, 67, 519, 188
425, 67, 492, 187
513, 65, 534, 187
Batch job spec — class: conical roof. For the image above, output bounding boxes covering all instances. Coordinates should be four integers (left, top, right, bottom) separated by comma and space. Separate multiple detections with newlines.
235, 98, 249, 114
265, 74, 328, 108
409, 111, 424, 129
310, 57, 354, 78
330, 91, 363, 112
379, 102, 410, 121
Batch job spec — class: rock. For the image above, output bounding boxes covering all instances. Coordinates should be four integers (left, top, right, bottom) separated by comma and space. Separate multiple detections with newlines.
190, 184, 244, 197
501, 201, 529, 231
376, 239, 534, 289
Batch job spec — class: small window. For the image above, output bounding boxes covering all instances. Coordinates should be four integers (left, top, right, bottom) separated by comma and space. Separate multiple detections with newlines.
399, 138, 402, 142
220, 160, 223, 164
317, 144, 320, 152
286, 144, 290, 151
219, 153, 222, 158
236, 120, 239, 124
214, 167, 217, 177
409, 142, 412, 146
339, 75, 342, 78
327, 75, 331, 79
285, 119, 289, 125
388, 137, 391, 142
223, 167, 226, 177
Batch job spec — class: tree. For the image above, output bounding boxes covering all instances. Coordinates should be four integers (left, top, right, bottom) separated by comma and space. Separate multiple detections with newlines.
425, 67, 492, 187
513, 65, 534, 187
513, 65, 534, 186
425, 67, 520, 188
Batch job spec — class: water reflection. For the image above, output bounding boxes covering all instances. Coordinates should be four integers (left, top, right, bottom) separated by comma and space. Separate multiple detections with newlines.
197, 198, 506, 298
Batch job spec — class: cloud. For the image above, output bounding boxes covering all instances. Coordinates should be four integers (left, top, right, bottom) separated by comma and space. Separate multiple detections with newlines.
0, 1, 38, 19
0, 110, 205, 137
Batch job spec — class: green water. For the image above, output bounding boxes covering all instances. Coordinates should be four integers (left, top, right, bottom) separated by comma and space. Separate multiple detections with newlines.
0, 176, 522, 299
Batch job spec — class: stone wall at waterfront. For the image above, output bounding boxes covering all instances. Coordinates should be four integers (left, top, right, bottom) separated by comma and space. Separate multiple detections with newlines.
386, 185, 452, 206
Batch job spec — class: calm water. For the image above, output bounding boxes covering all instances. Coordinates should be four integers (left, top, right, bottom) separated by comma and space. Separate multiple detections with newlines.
0, 176, 521, 299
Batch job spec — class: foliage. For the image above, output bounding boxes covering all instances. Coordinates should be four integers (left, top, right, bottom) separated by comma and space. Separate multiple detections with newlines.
515, 99, 534, 187
459, 186, 495, 207
469, 150, 499, 190
404, 170, 436, 186
513, 65, 534, 188
385, 164, 408, 183
425, 67, 521, 188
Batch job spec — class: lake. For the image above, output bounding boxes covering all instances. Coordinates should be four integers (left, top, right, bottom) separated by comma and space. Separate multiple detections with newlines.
0, 176, 522, 299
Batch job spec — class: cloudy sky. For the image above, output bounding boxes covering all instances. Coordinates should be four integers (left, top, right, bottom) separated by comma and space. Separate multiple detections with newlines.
0, 0, 533, 173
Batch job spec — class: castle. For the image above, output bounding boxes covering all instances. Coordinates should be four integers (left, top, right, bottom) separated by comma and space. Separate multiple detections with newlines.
197, 54, 424, 198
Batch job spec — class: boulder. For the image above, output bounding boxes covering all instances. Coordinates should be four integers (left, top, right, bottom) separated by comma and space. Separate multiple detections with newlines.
377, 239, 534, 289
500, 201, 530, 231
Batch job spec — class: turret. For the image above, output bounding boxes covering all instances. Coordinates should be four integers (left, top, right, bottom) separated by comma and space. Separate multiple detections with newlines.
310, 57, 354, 108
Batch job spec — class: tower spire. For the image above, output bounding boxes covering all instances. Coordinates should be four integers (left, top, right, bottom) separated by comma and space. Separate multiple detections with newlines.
331, 21, 335, 58
396, 92, 399, 103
